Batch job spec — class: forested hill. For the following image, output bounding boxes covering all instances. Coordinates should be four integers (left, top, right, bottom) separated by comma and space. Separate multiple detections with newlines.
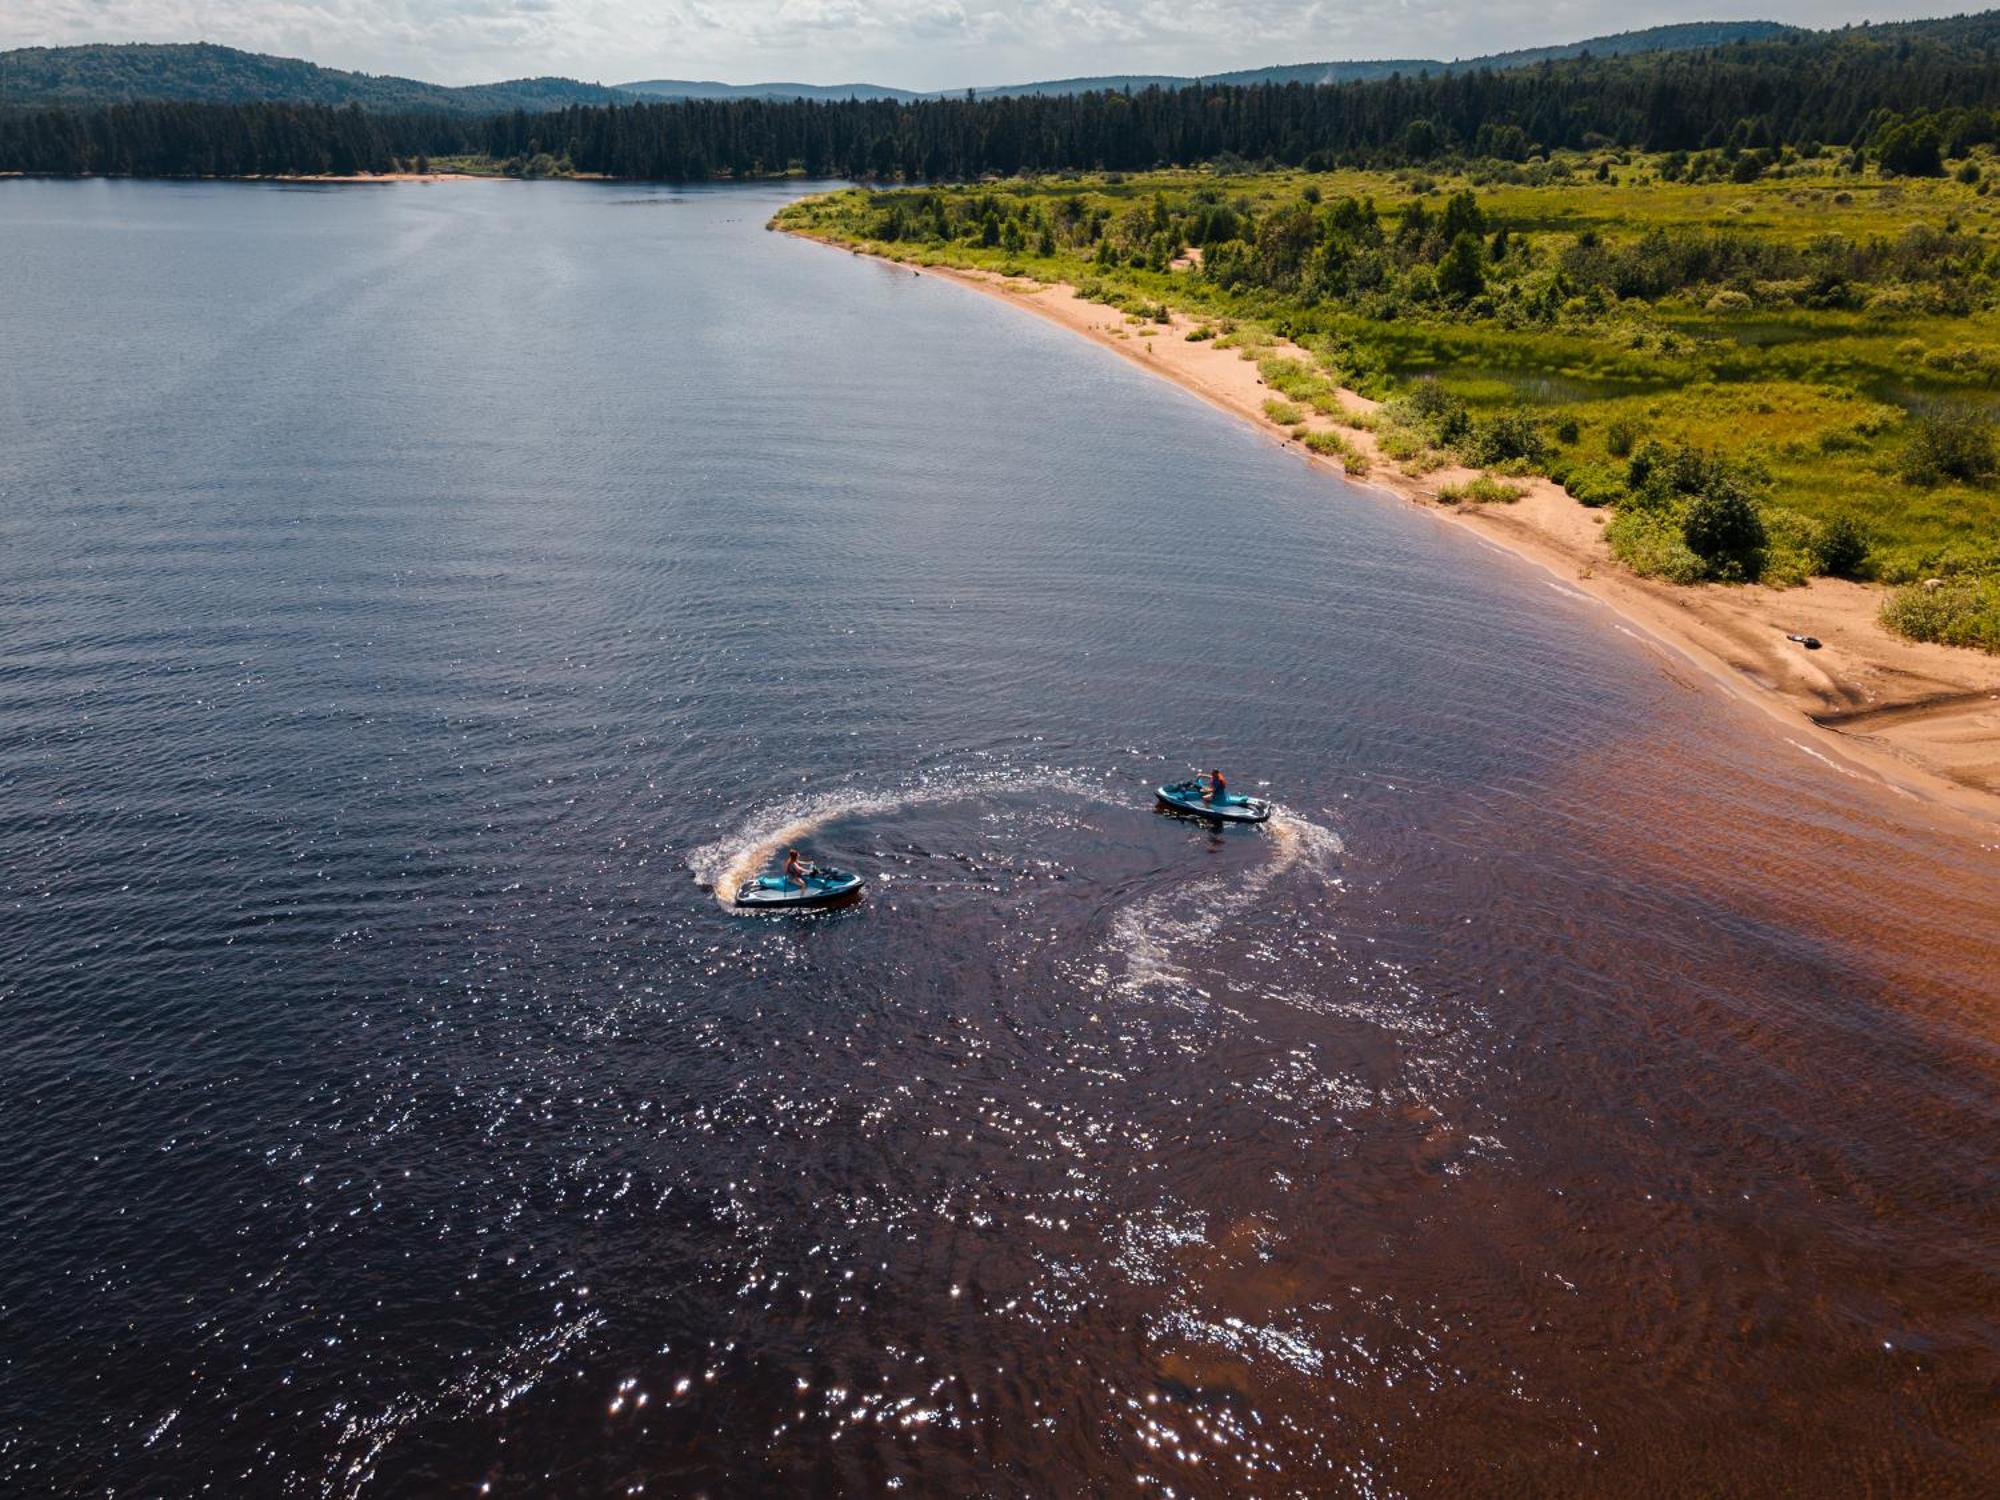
0, 43, 627, 112
961, 21, 1802, 97
615, 23, 1798, 102
4, 21, 1799, 112
4, 12, 1999, 180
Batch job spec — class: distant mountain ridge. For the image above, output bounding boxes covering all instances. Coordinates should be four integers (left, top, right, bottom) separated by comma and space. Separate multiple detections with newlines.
616, 78, 922, 103
2, 22, 1801, 113
620, 21, 1800, 101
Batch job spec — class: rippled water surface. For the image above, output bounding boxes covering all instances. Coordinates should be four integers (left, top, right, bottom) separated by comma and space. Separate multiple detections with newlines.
3, 180, 1998, 1497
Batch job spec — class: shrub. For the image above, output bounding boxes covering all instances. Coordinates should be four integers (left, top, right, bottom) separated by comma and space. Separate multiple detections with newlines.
1259, 356, 1331, 403
1562, 460, 1627, 507
1607, 508, 1709, 583
1627, 440, 1737, 505
1760, 508, 1824, 587
1682, 479, 1768, 581
1378, 427, 1427, 462
1554, 415, 1580, 445
1437, 474, 1525, 504
1263, 398, 1305, 426
1900, 409, 1997, 486
1298, 427, 1371, 475
1469, 408, 1548, 468
1878, 120, 1944, 178
1185, 326, 1214, 341
1605, 418, 1639, 458
1388, 378, 1472, 447
1813, 513, 1873, 578
1880, 575, 2000, 651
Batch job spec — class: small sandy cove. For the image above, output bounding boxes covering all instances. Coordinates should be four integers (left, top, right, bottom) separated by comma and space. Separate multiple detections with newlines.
790, 233, 2000, 826
270, 171, 494, 184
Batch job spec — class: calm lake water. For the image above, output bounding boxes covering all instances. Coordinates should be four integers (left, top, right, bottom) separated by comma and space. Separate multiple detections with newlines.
3, 179, 1998, 1497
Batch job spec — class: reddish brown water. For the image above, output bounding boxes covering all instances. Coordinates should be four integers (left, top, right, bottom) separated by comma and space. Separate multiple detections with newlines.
2, 179, 1997, 1496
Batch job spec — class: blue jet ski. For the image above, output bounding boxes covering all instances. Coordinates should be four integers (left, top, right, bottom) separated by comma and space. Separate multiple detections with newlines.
733, 865, 865, 910
1156, 778, 1272, 824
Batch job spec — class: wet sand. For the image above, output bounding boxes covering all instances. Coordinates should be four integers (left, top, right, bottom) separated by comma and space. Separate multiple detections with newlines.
783, 233, 2000, 830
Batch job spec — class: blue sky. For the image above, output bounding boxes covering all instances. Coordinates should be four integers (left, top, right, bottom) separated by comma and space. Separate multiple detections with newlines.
3, 1, 1953, 90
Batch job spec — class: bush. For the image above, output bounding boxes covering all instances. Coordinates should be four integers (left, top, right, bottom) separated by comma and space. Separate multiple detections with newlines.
1299, 427, 1370, 475
1607, 508, 1709, 583
1813, 513, 1873, 578
1562, 460, 1627, 507
1900, 409, 1997, 486
1437, 474, 1525, 504
1388, 378, 1472, 446
1878, 120, 1944, 178
1378, 427, 1427, 462
1627, 440, 1736, 505
1554, 415, 1580, 445
1880, 575, 2000, 651
1682, 479, 1768, 581
1260, 356, 1335, 405
1263, 397, 1305, 425
1605, 418, 1639, 458
1759, 508, 1822, 587
1469, 407, 1548, 467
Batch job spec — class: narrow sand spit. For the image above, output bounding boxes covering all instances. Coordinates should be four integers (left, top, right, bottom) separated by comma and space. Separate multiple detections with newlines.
267, 171, 499, 184
784, 232, 2000, 829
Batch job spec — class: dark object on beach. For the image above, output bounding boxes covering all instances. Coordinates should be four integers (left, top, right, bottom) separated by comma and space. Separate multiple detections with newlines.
1786, 633, 1823, 650
1156, 779, 1272, 824
734, 867, 865, 909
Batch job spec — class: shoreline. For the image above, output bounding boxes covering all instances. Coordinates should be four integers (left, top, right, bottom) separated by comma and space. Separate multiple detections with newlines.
785, 229, 2000, 831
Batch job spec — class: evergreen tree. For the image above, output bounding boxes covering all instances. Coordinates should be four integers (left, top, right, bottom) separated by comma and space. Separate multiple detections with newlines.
1437, 231, 1487, 301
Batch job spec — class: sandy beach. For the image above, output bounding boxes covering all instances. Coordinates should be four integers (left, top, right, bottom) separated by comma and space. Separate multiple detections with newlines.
784, 231, 2000, 828
269, 170, 496, 184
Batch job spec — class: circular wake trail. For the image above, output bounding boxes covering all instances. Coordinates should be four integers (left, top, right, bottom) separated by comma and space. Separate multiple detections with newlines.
687, 766, 1116, 911
1110, 807, 1344, 990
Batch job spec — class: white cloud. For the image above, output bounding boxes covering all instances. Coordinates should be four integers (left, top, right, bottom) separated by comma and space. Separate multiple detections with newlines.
0, 0, 1960, 91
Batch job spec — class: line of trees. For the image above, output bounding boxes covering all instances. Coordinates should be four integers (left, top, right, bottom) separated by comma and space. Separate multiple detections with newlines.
5, 15, 2000, 180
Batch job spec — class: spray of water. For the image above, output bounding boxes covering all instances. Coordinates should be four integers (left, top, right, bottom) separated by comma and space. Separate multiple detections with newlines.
1109, 807, 1344, 990
687, 766, 1117, 911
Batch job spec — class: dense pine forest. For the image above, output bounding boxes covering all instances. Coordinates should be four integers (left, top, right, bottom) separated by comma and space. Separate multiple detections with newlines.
5, 14, 2000, 180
